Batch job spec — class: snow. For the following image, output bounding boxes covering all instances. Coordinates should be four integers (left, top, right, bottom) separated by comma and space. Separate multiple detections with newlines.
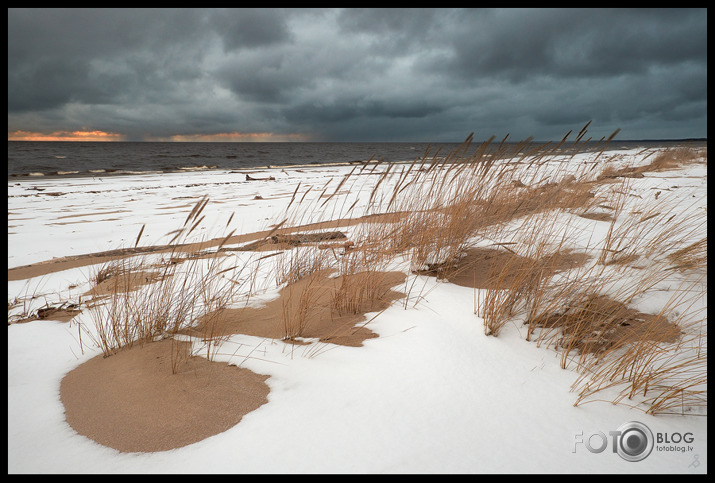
8, 148, 707, 473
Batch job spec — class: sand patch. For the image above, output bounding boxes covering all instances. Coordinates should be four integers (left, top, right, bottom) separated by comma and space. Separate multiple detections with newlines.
185, 269, 407, 347
48, 218, 123, 226
528, 294, 682, 354
233, 231, 348, 252
56, 209, 131, 219
9, 304, 82, 324
60, 339, 270, 453
415, 247, 590, 290
84, 268, 162, 298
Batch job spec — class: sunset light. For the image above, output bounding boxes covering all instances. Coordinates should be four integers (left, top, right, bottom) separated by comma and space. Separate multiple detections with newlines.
8, 130, 126, 142
7, 130, 313, 142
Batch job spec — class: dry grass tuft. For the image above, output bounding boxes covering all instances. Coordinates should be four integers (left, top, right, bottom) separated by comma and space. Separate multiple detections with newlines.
78, 197, 258, 372
667, 238, 707, 272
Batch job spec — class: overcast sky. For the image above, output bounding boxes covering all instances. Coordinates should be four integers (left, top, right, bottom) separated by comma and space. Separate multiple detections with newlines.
7, 8, 707, 142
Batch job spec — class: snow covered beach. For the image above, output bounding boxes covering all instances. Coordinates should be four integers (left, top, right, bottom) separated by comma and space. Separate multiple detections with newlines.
8, 143, 707, 473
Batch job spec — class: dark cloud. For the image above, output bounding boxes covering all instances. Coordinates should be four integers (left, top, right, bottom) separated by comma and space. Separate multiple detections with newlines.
211, 8, 292, 51
285, 97, 445, 125
336, 8, 445, 55
8, 9, 212, 112
7, 8, 707, 141
429, 8, 707, 82
216, 50, 309, 104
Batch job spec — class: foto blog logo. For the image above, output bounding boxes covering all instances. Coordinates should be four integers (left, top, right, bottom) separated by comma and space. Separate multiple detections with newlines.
573, 421, 654, 462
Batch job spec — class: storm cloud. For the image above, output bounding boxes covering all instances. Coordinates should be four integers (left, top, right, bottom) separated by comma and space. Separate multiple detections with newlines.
7, 8, 707, 142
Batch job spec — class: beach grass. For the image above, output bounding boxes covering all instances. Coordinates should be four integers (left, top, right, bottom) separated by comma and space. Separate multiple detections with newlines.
67, 124, 706, 414
79, 197, 259, 372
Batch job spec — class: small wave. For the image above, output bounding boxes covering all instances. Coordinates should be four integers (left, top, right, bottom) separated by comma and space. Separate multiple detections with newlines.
268, 160, 382, 170
176, 165, 217, 171
154, 153, 206, 159
247, 165, 270, 170
121, 170, 164, 175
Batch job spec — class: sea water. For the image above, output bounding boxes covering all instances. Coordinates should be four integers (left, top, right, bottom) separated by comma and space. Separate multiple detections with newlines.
8, 139, 702, 179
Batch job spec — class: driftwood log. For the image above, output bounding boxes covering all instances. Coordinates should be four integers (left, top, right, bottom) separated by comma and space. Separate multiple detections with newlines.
245, 174, 276, 181
269, 231, 346, 246
226, 231, 348, 252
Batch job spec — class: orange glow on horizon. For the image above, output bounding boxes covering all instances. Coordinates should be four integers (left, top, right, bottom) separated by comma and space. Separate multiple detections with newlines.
8, 130, 313, 142
8, 130, 126, 142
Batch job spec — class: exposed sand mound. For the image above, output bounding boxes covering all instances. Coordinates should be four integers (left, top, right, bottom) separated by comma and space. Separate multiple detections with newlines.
528, 294, 682, 354
415, 247, 590, 290
60, 339, 270, 453
185, 269, 407, 347
9, 304, 82, 324
84, 268, 162, 298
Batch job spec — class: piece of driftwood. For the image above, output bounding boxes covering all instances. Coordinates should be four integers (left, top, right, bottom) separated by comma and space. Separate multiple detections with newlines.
224, 231, 348, 252
245, 174, 276, 181
269, 231, 347, 245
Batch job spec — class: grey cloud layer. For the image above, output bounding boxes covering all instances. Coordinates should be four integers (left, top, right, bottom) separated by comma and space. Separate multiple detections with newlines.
8, 8, 707, 141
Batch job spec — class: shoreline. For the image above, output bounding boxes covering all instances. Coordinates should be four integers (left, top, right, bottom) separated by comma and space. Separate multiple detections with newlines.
7, 158, 391, 181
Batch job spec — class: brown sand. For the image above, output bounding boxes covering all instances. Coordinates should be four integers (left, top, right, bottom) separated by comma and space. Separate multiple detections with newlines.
415, 246, 590, 290
60, 339, 270, 453
184, 269, 407, 347
11, 305, 82, 324
85, 269, 162, 298
528, 294, 682, 354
